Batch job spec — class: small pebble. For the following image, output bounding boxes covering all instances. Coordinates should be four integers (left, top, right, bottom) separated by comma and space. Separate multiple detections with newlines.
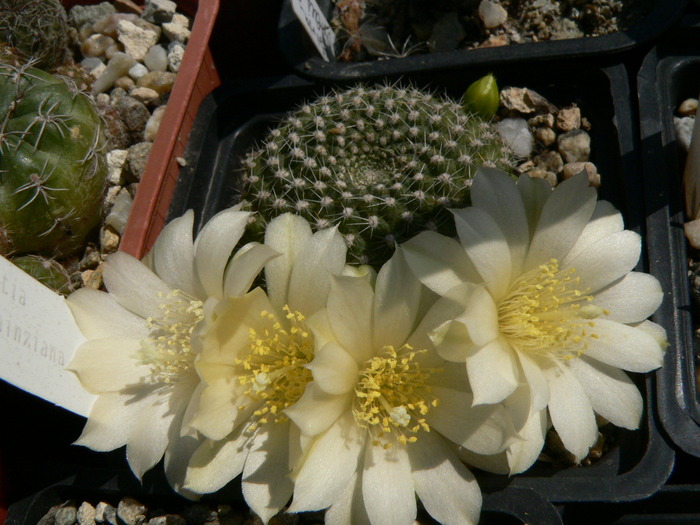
125, 142, 154, 181
93, 52, 136, 94
144, 45, 168, 71
478, 0, 508, 28
675, 116, 695, 151
118, 19, 161, 61
557, 129, 591, 163
77, 502, 97, 525
93, 12, 140, 38
114, 75, 136, 91
679, 98, 698, 117
495, 117, 534, 158
79, 244, 102, 271
131, 86, 160, 106
685, 218, 700, 249
113, 95, 151, 140
144, 105, 167, 141
137, 71, 177, 94
105, 190, 133, 234
529, 113, 555, 128
527, 168, 558, 187
147, 516, 187, 525
102, 185, 123, 212
129, 63, 150, 80
88, 62, 107, 80
81, 34, 115, 57
562, 161, 600, 187
55, 505, 78, 525
500, 87, 557, 115
107, 149, 129, 185
81, 263, 105, 290
162, 13, 191, 43
534, 126, 557, 147
534, 150, 564, 174
117, 497, 147, 525
556, 106, 581, 132
167, 42, 185, 72
142, 0, 178, 24
68, 2, 116, 29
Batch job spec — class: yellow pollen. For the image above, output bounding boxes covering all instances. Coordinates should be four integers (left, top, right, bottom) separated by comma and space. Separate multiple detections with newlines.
353, 344, 440, 448
497, 259, 605, 361
135, 290, 204, 384
237, 305, 314, 429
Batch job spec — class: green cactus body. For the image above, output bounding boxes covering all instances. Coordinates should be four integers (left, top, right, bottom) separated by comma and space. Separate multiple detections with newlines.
0, 63, 107, 257
12, 254, 74, 295
0, 0, 70, 69
241, 84, 513, 266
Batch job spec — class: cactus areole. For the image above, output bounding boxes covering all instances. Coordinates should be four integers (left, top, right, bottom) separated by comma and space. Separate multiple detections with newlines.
0, 63, 107, 257
240, 84, 514, 267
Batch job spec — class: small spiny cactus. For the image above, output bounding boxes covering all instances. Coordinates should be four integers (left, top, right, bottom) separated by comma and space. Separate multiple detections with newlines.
12, 254, 75, 295
240, 83, 514, 266
0, 62, 107, 257
0, 0, 70, 69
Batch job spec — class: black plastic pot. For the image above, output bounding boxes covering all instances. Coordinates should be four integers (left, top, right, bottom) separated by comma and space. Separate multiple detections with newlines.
277, 0, 686, 82
638, 16, 700, 459
167, 62, 675, 506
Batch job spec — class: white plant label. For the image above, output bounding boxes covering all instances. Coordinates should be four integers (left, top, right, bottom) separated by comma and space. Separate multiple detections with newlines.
0, 256, 95, 417
291, 0, 336, 61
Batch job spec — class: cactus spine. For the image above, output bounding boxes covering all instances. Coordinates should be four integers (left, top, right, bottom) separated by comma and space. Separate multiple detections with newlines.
0, 62, 107, 257
240, 84, 513, 266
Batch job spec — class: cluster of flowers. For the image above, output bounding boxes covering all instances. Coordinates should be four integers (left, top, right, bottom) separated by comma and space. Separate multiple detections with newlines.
67, 168, 667, 525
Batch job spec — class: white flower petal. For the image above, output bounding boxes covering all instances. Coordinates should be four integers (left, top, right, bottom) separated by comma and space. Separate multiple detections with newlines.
194, 208, 251, 299
569, 357, 643, 430
187, 379, 238, 440
400, 232, 481, 296
67, 338, 149, 393
633, 320, 669, 348
326, 275, 374, 363
584, 318, 665, 372
242, 422, 294, 524
324, 472, 371, 525
431, 319, 474, 362
592, 272, 664, 323
264, 213, 313, 311
289, 411, 366, 512
102, 252, 173, 319
223, 243, 279, 298
372, 250, 422, 350
409, 431, 481, 525
308, 343, 360, 395
565, 200, 624, 261
472, 167, 530, 276
74, 390, 153, 451
151, 210, 199, 297
184, 427, 250, 493
66, 288, 149, 340
506, 408, 547, 474
524, 171, 597, 271
451, 207, 512, 300
362, 441, 416, 525
563, 230, 641, 293
427, 386, 517, 455
467, 337, 519, 405
516, 174, 552, 236
285, 227, 347, 315
284, 382, 351, 437
544, 364, 598, 462
516, 351, 550, 414
457, 448, 511, 475
163, 433, 201, 498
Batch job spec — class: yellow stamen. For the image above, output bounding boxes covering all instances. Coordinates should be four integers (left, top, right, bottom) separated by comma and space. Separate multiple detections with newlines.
135, 289, 203, 384
497, 259, 605, 360
237, 305, 314, 429
353, 344, 440, 447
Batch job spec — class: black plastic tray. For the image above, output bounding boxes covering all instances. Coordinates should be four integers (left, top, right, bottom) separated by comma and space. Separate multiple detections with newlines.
277, 0, 687, 82
637, 16, 700, 458
168, 63, 675, 505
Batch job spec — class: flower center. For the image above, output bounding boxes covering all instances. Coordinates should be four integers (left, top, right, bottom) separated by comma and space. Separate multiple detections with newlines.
237, 306, 314, 430
136, 290, 204, 384
353, 344, 440, 447
497, 259, 606, 361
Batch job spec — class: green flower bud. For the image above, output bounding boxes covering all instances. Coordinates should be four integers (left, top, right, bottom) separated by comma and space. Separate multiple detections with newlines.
463, 74, 500, 119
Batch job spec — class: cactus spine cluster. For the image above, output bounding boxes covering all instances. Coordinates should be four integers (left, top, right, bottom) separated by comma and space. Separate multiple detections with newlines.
0, 0, 70, 69
0, 62, 107, 257
240, 84, 513, 266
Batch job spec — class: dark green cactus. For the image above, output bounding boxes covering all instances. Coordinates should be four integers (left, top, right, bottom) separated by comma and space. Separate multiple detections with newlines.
0, 62, 107, 257
12, 254, 75, 295
240, 84, 514, 266
0, 0, 70, 69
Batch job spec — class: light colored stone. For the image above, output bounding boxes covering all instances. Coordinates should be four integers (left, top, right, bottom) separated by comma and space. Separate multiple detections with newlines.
144, 44, 168, 71
81, 57, 104, 71
675, 116, 695, 152
102, 185, 122, 212
162, 13, 191, 43
82, 263, 104, 290
94, 502, 117, 524
144, 105, 166, 141
80, 34, 115, 58
88, 62, 107, 80
93, 12, 140, 38
478, 0, 508, 28
118, 19, 161, 61
679, 98, 698, 117
137, 71, 177, 94
534, 150, 564, 173
100, 225, 121, 253
68, 2, 116, 29
55, 506, 78, 525
685, 218, 700, 249
147, 516, 186, 525
534, 126, 556, 147
529, 113, 555, 128
77, 502, 97, 525
562, 161, 600, 187
495, 117, 534, 158
142, 0, 177, 24
557, 129, 591, 163
105, 189, 133, 234
128, 62, 149, 80
117, 497, 147, 525
526, 168, 558, 187
500, 87, 557, 115
106, 149, 128, 185
92, 52, 135, 93
556, 106, 581, 132
167, 42, 185, 72
131, 86, 160, 106
114, 75, 135, 91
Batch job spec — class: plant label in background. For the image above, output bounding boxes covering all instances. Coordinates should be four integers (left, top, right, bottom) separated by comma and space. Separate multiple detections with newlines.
0, 256, 95, 417
291, 0, 336, 61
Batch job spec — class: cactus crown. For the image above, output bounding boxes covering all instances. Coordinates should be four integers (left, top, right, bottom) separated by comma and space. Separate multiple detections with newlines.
0, 0, 70, 69
240, 83, 514, 267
